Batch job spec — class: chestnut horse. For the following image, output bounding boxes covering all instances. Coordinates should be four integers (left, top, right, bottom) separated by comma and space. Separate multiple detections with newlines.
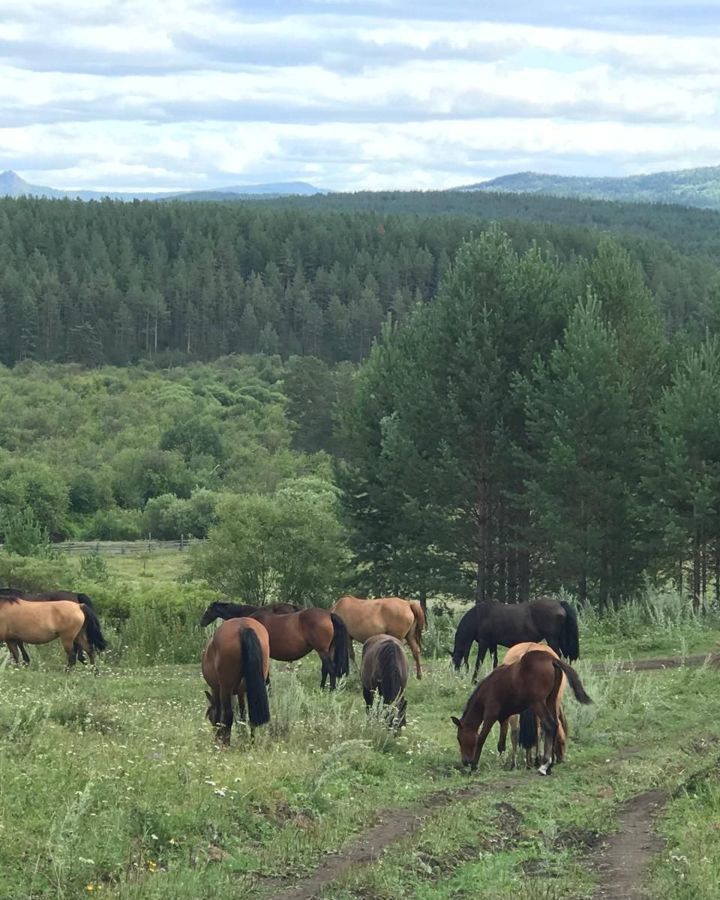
0, 595, 107, 669
0, 588, 97, 665
331, 595, 425, 679
452, 650, 591, 775
249, 608, 350, 689
202, 617, 270, 743
361, 634, 409, 730
496, 643, 568, 769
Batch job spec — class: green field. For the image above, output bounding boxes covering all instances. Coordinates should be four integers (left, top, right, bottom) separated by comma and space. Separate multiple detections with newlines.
1, 594, 719, 900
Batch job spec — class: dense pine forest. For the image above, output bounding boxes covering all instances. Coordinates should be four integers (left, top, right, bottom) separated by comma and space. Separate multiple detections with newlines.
1, 195, 719, 368
3, 193, 720, 609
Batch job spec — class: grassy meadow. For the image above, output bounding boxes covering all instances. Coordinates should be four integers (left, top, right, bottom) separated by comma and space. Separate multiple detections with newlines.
1, 552, 719, 899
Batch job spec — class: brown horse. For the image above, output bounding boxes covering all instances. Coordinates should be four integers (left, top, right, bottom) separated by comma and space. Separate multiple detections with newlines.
452, 650, 591, 775
199, 601, 299, 628
0, 589, 97, 665
496, 643, 568, 769
202, 617, 270, 743
249, 608, 350, 689
0, 596, 107, 669
361, 634, 409, 730
331, 595, 425, 679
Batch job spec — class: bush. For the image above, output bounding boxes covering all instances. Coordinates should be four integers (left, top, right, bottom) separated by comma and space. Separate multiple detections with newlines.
1, 508, 50, 556
0, 552, 73, 591
82, 507, 144, 540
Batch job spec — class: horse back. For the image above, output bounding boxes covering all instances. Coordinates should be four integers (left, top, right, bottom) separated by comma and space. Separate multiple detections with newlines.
333, 596, 414, 641
203, 617, 270, 686
361, 634, 408, 692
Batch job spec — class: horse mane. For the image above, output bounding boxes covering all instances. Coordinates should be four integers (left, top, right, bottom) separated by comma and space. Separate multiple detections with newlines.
0, 594, 20, 605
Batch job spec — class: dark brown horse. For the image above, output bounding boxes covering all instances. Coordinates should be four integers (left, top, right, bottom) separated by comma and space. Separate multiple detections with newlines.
199, 601, 300, 628
361, 634, 408, 730
0, 589, 96, 665
0, 595, 107, 670
450, 598, 580, 680
249, 608, 349, 689
451, 650, 591, 774
202, 617, 270, 744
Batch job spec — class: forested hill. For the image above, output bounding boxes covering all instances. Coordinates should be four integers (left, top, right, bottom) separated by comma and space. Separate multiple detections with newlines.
0, 194, 718, 368
460, 165, 720, 211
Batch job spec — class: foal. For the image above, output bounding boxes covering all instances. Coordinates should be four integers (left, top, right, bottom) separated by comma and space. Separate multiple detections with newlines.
452, 650, 591, 775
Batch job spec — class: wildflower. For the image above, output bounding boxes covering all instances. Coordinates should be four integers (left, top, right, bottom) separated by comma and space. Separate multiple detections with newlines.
85, 886, 95, 893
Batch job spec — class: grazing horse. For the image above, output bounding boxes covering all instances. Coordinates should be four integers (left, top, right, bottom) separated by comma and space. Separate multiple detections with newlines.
199, 601, 300, 627
331, 595, 426, 679
495, 643, 568, 769
361, 634, 409, 730
451, 650, 591, 775
202, 617, 270, 744
0, 589, 97, 665
450, 598, 580, 680
249, 608, 349, 690
0, 596, 107, 669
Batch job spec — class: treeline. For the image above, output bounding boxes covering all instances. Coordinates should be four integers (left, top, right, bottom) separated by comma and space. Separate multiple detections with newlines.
0, 196, 718, 369
341, 228, 720, 610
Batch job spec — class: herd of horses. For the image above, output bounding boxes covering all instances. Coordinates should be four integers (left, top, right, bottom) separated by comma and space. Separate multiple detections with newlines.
0, 586, 590, 775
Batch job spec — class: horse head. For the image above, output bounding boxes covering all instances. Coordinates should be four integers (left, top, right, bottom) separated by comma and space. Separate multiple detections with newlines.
451, 714, 479, 770
199, 603, 218, 628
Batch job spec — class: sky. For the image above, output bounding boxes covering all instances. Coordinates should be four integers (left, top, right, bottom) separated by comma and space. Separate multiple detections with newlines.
0, 1, 719, 193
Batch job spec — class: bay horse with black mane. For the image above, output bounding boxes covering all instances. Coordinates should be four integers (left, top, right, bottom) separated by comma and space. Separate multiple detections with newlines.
452, 650, 591, 774
202, 617, 270, 744
451, 598, 580, 680
0, 589, 97, 665
199, 601, 299, 628
0, 594, 107, 670
250, 608, 350, 689
361, 634, 409, 730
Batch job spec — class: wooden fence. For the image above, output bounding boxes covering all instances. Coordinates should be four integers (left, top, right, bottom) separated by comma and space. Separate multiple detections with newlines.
54, 539, 205, 555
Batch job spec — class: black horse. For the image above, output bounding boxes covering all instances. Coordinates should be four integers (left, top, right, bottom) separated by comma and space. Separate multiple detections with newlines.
0, 588, 96, 665
450, 598, 580, 680
199, 601, 300, 628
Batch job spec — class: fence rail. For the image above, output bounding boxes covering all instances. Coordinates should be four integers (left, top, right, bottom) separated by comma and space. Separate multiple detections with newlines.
54, 539, 205, 555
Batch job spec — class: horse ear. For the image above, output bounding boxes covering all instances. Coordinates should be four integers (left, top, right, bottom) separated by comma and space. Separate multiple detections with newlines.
450, 715, 461, 727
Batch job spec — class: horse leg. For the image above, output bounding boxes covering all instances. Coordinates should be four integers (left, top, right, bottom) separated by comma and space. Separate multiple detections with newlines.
62, 634, 78, 671
217, 688, 233, 745
535, 703, 558, 776
497, 718, 508, 755
555, 707, 568, 763
5, 641, 21, 666
470, 717, 496, 771
75, 631, 96, 673
363, 686, 375, 711
18, 641, 30, 665
472, 643, 487, 682
406, 631, 422, 680
510, 717, 518, 770
320, 652, 337, 690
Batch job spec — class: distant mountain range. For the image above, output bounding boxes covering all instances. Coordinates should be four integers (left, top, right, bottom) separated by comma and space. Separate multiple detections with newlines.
460, 165, 720, 211
6, 164, 720, 212
0, 170, 324, 202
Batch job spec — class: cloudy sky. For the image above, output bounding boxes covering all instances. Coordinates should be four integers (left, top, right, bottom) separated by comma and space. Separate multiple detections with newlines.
0, 0, 719, 192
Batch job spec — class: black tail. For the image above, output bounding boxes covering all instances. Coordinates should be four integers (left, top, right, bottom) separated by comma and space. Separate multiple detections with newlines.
81, 605, 107, 651
559, 601, 580, 661
518, 709, 537, 750
378, 641, 405, 707
240, 629, 270, 727
77, 593, 94, 610
330, 613, 350, 679
553, 659, 592, 705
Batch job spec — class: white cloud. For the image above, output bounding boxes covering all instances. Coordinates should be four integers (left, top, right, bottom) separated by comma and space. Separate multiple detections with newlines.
0, 1, 718, 190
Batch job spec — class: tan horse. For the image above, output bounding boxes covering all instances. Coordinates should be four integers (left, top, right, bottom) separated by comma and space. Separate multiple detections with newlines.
0, 596, 107, 669
331, 595, 425, 679
497, 642, 568, 768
